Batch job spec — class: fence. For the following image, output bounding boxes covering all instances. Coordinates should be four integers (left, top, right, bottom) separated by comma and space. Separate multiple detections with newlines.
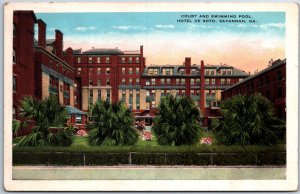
13, 152, 286, 166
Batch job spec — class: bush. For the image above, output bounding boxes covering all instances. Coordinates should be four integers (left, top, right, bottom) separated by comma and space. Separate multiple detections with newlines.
212, 93, 286, 146
153, 95, 202, 146
87, 100, 139, 146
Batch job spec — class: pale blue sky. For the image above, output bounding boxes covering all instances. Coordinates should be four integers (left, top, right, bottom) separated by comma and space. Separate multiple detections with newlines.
35, 12, 286, 72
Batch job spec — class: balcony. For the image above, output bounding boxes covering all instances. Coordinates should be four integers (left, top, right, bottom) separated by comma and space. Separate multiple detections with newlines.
49, 85, 58, 94
146, 95, 155, 102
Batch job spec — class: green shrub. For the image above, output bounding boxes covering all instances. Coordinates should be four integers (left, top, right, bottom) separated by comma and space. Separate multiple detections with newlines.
153, 95, 202, 146
212, 93, 286, 146
87, 100, 139, 146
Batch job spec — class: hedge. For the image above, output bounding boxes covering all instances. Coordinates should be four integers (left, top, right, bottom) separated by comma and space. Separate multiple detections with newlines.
13, 151, 286, 166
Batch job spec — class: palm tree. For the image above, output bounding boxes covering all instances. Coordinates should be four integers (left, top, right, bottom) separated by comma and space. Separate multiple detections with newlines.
212, 93, 285, 146
15, 95, 73, 146
88, 100, 139, 146
153, 95, 202, 146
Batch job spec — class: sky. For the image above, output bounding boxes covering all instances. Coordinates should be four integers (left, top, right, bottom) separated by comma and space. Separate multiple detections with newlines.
36, 12, 285, 73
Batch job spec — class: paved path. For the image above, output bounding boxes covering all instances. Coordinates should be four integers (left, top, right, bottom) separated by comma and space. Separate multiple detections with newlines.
13, 166, 286, 180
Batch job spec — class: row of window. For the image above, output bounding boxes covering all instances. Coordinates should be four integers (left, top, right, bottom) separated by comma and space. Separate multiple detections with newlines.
89, 89, 111, 104
121, 90, 140, 110
205, 69, 233, 76
77, 56, 140, 64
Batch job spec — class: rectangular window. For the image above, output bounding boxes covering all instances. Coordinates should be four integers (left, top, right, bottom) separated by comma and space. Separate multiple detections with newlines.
106, 78, 110, 86
13, 49, 16, 64
227, 69, 232, 75
181, 79, 185, 85
106, 90, 110, 102
122, 90, 126, 102
165, 69, 171, 75
129, 68, 133, 75
151, 78, 155, 85
129, 90, 133, 109
88, 57, 92, 63
89, 68, 93, 75
77, 57, 81, 63
226, 79, 231, 85
77, 67, 81, 74
122, 78, 126, 85
153, 69, 158, 75
166, 78, 171, 85
136, 57, 140, 63
221, 78, 225, 85
122, 67, 126, 75
136, 67, 140, 75
136, 78, 140, 85
98, 90, 101, 100
205, 70, 210, 75
148, 69, 153, 75
97, 57, 101, 63
181, 90, 186, 96
146, 79, 150, 86
161, 78, 165, 85
210, 70, 215, 75
106, 57, 110, 63
196, 78, 200, 84
146, 90, 150, 97
13, 76, 16, 92
89, 79, 93, 86
151, 101, 156, 108
89, 89, 93, 104
191, 69, 196, 75
191, 78, 195, 85
121, 57, 125, 63
129, 78, 132, 85
106, 68, 110, 75
128, 57, 132, 63
205, 79, 210, 85
176, 78, 180, 85
180, 69, 185, 75
222, 70, 226, 75
97, 67, 101, 75
97, 78, 101, 86
211, 78, 215, 85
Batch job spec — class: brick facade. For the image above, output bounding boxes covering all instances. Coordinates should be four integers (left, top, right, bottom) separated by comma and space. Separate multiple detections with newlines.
222, 59, 286, 120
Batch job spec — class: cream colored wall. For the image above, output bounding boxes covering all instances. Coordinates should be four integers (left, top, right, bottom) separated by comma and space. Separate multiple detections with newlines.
70, 85, 74, 106
41, 72, 50, 99
140, 89, 147, 110
82, 88, 89, 111
133, 90, 137, 110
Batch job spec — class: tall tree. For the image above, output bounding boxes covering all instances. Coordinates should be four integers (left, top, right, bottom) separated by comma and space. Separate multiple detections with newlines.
153, 95, 202, 146
15, 95, 73, 146
212, 93, 285, 145
88, 100, 139, 146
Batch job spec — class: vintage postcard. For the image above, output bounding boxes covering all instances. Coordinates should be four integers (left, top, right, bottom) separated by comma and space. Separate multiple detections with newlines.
3, 2, 299, 191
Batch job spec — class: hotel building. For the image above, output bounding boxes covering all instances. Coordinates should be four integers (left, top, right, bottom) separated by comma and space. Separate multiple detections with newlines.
222, 59, 286, 120
13, 10, 250, 128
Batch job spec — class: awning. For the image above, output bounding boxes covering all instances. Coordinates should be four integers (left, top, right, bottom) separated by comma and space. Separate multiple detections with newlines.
66, 105, 87, 115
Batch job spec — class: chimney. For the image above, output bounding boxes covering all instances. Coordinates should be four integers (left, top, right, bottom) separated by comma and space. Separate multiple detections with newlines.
55, 29, 63, 59
140, 45, 143, 56
65, 47, 73, 67
185, 57, 191, 75
37, 19, 46, 47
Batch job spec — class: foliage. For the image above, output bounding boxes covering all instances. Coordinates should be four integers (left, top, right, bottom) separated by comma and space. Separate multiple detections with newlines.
212, 93, 286, 146
87, 100, 139, 146
153, 95, 202, 146
15, 95, 73, 146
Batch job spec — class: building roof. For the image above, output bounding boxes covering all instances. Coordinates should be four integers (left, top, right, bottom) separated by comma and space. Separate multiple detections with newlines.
142, 64, 249, 77
223, 58, 286, 91
46, 39, 55, 45
82, 48, 125, 55
66, 106, 87, 115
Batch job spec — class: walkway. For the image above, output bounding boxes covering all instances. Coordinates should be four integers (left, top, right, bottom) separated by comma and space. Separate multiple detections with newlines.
13, 165, 286, 180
